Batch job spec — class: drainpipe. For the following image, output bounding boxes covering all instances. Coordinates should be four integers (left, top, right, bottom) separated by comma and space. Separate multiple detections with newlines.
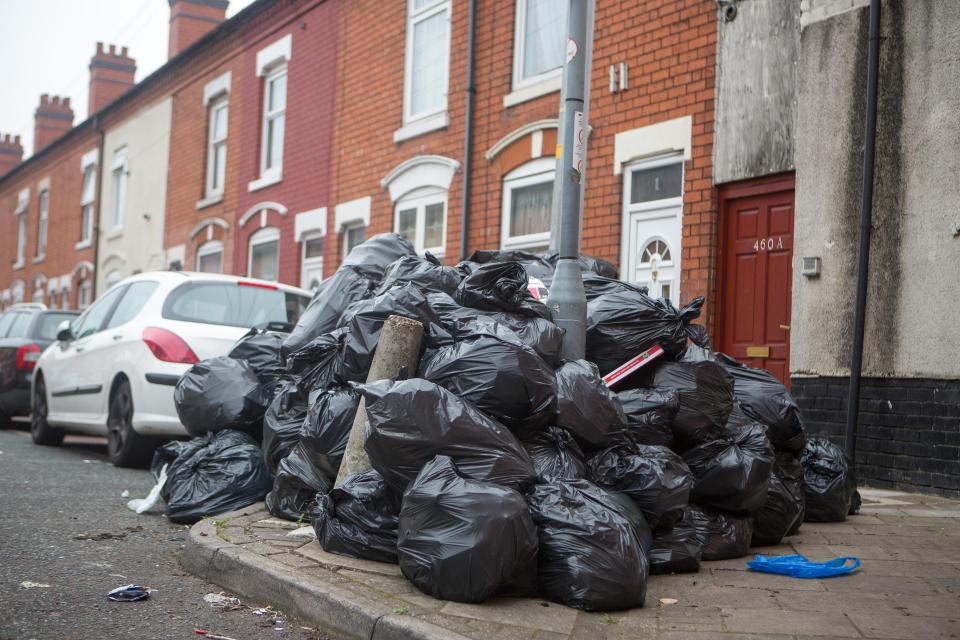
845, 0, 881, 464
91, 116, 106, 302
459, 0, 477, 261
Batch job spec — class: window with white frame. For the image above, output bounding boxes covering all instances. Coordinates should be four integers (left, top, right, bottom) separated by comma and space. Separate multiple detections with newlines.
15, 208, 27, 268
80, 164, 96, 244
404, 0, 450, 125
513, 0, 567, 89
394, 187, 446, 255
77, 279, 91, 309
501, 157, 554, 251
248, 227, 280, 281
206, 96, 229, 197
342, 223, 366, 259
36, 187, 49, 259
261, 66, 287, 177
301, 233, 325, 292
110, 149, 127, 231
60, 287, 69, 309
196, 240, 223, 274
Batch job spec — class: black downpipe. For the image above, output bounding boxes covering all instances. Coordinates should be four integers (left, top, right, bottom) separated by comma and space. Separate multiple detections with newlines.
459, 0, 477, 261
90, 116, 106, 302
845, 0, 882, 463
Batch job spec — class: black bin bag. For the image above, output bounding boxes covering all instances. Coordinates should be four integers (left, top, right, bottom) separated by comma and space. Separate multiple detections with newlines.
340, 232, 418, 280
361, 378, 537, 493
419, 326, 557, 435
376, 254, 462, 296
266, 442, 333, 521
454, 262, 551, 319
526, 480, 651, 611
228, 328, 287, 396
555, 360, 627, 450
262, 380, 308, 473
645, 360, 734, 451
683, 505, 753, 561
752, 451, 805, 546
398, 456, 539, 603
284, 328, 346, 393
458, 250, 556, 282
613, 388, 679, 448
649, 520, 704, 575
585, 290, 708, 375
683, 422, 774, 515
523, 426, 587, 482
587, 442, 694, 531
158, 430, 272, 524
581, 274, 646, 301
801, 438, 859, 522
300, 386, 361, 481
174, 356, 271, 439
312, 469, 401, 564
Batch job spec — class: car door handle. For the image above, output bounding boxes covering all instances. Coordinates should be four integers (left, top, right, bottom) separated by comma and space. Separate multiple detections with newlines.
112, 334, 123, 341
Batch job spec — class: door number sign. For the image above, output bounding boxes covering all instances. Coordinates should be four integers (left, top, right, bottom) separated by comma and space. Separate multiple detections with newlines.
753, 236, 784, 252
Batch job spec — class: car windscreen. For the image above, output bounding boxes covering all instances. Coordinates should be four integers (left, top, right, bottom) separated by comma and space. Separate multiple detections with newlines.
0, 312, 15, 338
6, 312, 33, 339
36, 312, 78, 341
162, 282, 309, 328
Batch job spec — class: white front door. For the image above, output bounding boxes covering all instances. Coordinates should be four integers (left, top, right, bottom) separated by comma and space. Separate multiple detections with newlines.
622, 156, 684, 305
300, 234, 325, 292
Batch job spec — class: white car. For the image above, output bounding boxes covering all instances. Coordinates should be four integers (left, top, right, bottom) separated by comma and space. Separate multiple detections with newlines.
30, 271, 311, 467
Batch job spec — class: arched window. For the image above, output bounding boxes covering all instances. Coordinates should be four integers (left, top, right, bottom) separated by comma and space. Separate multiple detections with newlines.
77, 279, 92, 309
501, 157, 554, 251
248, 227, 280, 281
394, 187, 446, 256
196, 240, 224, 273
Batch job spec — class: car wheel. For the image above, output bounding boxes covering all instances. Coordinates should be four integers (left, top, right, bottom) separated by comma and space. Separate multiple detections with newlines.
31, 375, 64, 446
107, 379, 156, 468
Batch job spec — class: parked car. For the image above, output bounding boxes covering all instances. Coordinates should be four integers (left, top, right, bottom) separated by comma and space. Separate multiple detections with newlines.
31, 272, 311, 467
0, 304, 80, 426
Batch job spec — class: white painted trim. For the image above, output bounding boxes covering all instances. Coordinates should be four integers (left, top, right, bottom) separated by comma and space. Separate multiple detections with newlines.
74, 239, 93, 251
203, 71, 232, 105
394, 187, 447, 256
334, 196, 371, 230
500, 157, 556, 251
37, 177, 51, 191
15, 188, 29, 214
196, 193, 224, 210
393, 111, 449, 143
165, 244, 186, 269
101, 252, 127, 270
247, 226, 281, 280
239, 201, 287, 228
402, 0, 451, 127
256, 34, 292, 76
613, 116, 692, 175
247, 169, 282, 192
294, 207, 327, 241
511, 0, 566, 92
485, 119, 559, 161
381, 155, 460, 202
80, 149, 98, 169
503, 75, 562, 109
188, 217, 230, 239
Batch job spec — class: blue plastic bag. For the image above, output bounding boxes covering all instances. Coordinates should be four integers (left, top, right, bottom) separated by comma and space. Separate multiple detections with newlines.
747, 554, 861, 579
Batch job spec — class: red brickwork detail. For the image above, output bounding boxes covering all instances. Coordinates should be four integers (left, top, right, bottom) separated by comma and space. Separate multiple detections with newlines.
33, 95, 74, 154
169, 0, 228, 59
88, 43, 136, 116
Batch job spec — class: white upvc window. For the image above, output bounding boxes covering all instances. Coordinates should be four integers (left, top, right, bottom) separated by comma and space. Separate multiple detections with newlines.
501, 157, 554, 251
14, 189, 28, 268
260, 66, 287, 180
206, 97, 229, 198
80, 164, 96, 245
394, 187, 447, 256
342, 223, 366, 259
36, 187, 49, 260
513, 0, 567, 89
77, 279, 91, 309
110, 149, 128, 231
248, 226, 280, 281
196, 239, 224, 273
400, 0, 450, 133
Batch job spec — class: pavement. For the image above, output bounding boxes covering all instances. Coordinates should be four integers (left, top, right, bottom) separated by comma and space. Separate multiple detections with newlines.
0, 428, 339, 640
184, 488, 960, 640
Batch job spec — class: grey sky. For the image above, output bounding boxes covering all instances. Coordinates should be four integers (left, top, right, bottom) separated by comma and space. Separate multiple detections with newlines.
0, 0, 257, 159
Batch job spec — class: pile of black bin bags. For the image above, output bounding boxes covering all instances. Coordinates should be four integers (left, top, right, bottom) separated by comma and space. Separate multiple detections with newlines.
152, 233, 860, 612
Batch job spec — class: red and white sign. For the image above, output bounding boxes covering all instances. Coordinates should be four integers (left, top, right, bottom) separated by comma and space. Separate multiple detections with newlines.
601, 344, 665, 388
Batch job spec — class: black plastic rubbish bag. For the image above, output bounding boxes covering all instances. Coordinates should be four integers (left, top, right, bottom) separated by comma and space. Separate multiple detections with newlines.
646, 361, 734, 451
613, 388, 680, 448
228, 328, 287, 395
587, 442, 694, 531
683, 505, 754, 561
312, 469, 401, 564
419, 329, 557, 435
376, 254, 462, 296
555, 360, 627, 450
542, 251, 620, 281
457, 250, 556, 282
582, 274, 647, 301
300, 386, 361, 480
801, 438, 859, 522
398, 456, 539, 603
526, 480, 651, 611
361, 378, 537, 493
159, 430, 272, 524
266, 442, 332, 521
585, 291, 708, 374
284, 328, 346, 392
174, 356, 270, 438
262, 380, 308, 473
340, 232, 417, 280
523, 427, 587, 482
454, 262, 551, 319
752, 451, 805, 546
683, 422, 774, 515
151, 440, 192, 479
649, 520, 703, 574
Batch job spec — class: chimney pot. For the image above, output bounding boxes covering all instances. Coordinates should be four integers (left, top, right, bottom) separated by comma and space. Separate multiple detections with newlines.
14, 135, 20, 144
64, 97, 71, 108
97, 41, 104, 54
121, 46, 129, 57
41, 93, 49, 105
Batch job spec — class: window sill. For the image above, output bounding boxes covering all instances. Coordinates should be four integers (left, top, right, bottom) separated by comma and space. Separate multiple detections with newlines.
248, 171, 282, 193
106, 229, 123, 241
12, 261, 24, 271
196, 192, 224, 210
393, 111, 449, 143
32, 256, 45, 265
75, 239, 92, 250
503, 75, 562, 108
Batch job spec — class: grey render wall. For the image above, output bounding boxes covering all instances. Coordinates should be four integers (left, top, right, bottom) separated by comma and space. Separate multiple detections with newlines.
791, 0, 960, 380
713, 0, 799, 184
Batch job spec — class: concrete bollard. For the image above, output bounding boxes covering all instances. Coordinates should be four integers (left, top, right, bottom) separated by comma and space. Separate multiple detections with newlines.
335, 314, 424, 486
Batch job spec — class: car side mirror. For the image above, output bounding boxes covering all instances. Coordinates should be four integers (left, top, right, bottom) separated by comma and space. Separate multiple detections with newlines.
57, 319, 74, 342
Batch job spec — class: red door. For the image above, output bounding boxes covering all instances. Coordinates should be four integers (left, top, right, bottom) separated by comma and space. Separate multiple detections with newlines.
717, 174, 795, 385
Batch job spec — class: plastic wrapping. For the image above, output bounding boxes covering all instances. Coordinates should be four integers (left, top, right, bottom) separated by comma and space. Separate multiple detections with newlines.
801, 438, 859, 522
587, 442, 694, 530
398, 456, 539, 603
376, 254, 462, 296
284, 328, 346, 392
585, 291, 707, 374
300, 386, 361, 480
158, 430, 272, 524
419, 329, 557, 435
645, 361, 734, 451
265, 442, 332, 521
174, 356, 270, 438
649, 521, 703, 575
554, 360, 627, 450
752, 451, 805, 546
312, 469, 401, 564
684, 505, 754, 561
683, 422, 774, 515
526, 480, 651, 611
523, 427, 587, 482
262, 380, 308, 473
454, 262, 551, 319
361, 378, 537, 493
613, 388, 679, 448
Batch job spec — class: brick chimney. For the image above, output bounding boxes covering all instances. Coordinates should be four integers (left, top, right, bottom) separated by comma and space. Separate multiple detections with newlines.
34, 94, 75, 153
168, 0, 229, 59
88, 43, 136, 116
0, 134, 24, 177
